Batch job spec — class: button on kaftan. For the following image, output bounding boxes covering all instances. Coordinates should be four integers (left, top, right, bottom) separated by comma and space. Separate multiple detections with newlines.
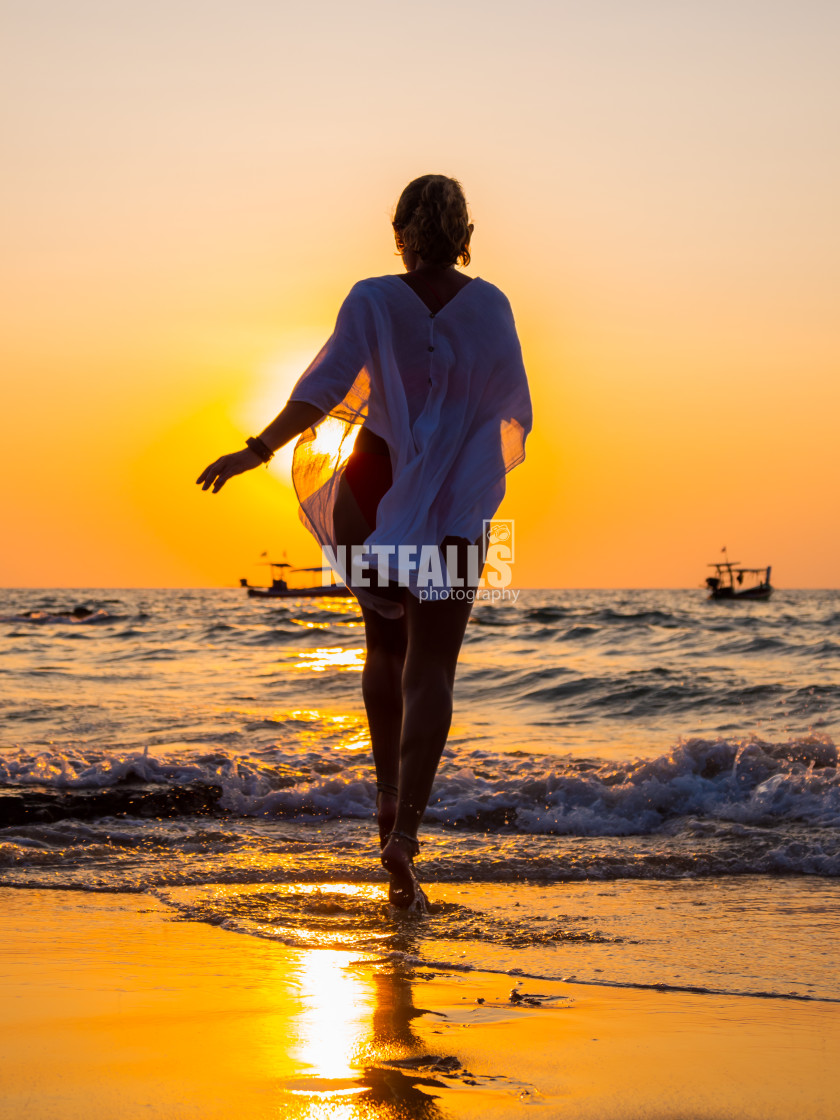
288, 274, 532, 607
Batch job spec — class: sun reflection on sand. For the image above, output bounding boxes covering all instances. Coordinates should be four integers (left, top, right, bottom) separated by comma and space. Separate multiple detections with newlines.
295, 1097, 365, 1120
294, 948, 372, 1082
284, 945, 451, 1118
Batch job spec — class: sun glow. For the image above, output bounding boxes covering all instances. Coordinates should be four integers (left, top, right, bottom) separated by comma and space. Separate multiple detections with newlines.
307, 414, 361, 472
231, 338, 326, 484
4, 3, 839, 590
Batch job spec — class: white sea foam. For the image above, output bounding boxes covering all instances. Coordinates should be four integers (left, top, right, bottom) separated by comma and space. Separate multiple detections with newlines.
1, 734, 837, 838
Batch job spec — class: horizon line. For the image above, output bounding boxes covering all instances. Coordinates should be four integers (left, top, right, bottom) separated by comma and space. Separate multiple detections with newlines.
1, 585, 838, 593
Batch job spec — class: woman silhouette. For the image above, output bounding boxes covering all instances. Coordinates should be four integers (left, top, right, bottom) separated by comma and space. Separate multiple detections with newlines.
198, 175, 531, 908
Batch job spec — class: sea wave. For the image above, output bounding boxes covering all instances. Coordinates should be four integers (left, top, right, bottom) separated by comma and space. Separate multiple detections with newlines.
1, 735, 836, 839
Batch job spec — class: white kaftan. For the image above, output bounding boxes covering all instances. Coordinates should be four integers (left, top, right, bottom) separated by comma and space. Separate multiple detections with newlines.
288, 274, 532, 609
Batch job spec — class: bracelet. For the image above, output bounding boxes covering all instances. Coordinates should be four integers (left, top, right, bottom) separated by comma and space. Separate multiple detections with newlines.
245, 436, 274, 464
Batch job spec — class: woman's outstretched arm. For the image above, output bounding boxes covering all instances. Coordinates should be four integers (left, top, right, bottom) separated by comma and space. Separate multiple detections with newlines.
196, 400, 324, 493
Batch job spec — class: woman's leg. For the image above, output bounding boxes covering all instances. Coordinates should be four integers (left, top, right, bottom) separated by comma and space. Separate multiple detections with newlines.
333, 468, 407, 844
360, 602, 407, 844
382, 538, 477, 906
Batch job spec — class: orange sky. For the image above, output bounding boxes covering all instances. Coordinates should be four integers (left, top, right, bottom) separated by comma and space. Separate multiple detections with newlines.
2, 1, 838, 588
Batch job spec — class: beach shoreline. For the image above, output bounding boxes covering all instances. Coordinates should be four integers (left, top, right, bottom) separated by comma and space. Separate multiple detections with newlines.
2, 887, 838, 1120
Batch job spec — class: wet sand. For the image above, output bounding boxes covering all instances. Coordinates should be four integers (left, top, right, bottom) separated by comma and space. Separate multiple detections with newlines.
1, 888, 838, 1119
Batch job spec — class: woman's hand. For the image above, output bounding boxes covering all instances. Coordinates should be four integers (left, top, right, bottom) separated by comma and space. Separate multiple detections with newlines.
196, 448, 262, 493
195, 403, 323, 494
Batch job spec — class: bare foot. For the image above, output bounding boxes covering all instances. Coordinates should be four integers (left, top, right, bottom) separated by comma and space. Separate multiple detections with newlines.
381, 832, 427, 911
377, 792, 397, 848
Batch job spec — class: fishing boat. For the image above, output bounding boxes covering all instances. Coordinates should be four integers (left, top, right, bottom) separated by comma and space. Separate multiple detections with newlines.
240, 561, 349, 600
705, 552, 773, 601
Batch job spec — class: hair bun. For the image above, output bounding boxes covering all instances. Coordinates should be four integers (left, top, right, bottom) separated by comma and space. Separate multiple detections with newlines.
393, 175, 472, 267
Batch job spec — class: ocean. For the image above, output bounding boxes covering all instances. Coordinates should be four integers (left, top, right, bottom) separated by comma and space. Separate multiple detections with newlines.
2, 587, 838, 1001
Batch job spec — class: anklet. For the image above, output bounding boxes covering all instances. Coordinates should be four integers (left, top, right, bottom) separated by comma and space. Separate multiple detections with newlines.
386, 830, 420, 856
376, 781, 398, 796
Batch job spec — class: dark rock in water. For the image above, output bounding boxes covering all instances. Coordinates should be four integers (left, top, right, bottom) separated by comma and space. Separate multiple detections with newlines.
0, 794, 27, 824
0, 784, 223, 826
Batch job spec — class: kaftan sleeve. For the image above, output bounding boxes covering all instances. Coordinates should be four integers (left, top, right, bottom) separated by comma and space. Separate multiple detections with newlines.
288, 283, 371, 423
482, 291, 533, 474
288, 283, 375, 563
